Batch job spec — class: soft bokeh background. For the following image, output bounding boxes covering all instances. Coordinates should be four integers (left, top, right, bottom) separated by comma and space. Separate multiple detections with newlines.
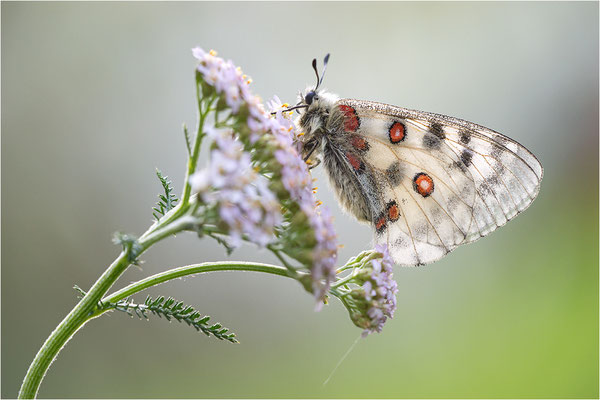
2, 2, 598, 398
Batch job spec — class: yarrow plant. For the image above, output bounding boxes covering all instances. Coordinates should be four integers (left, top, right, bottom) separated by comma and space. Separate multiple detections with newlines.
330, 245, 398, 336
18, 48, 399, 398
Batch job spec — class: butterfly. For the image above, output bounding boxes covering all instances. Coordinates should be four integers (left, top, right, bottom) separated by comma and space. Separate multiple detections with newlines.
290, 54, 543, 266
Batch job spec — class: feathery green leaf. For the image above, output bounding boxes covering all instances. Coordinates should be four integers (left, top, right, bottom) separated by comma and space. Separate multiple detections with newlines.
183, 123, 192, 157
153, 170, 179, 221
106, 295, 238, 343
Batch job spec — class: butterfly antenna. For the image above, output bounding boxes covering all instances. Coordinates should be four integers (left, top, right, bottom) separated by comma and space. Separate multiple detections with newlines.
319, 53, 330, 87
311, 58, 321, 90
270, 104, 309, 115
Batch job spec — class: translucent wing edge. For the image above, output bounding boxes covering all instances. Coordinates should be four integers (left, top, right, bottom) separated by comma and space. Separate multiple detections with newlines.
338, 98, 544, 182
336, 98, 543, 265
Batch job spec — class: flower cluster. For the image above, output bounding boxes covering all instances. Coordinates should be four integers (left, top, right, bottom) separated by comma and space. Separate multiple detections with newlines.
301, 203, 337, 306
191, 48, 337, 304
265, 98, 337, 302
189, 127, 281, 248
335, 244, 398, 336
192, 48, 252, 114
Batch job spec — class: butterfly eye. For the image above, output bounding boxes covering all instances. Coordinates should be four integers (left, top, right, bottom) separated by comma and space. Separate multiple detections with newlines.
304, 91, 317, 105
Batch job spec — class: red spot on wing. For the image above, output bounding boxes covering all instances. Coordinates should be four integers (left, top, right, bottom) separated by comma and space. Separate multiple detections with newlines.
375, 215, 387, 233
339, 105, 360, 132
350, 135, 368, 151
387, 201, 400, 222
389, 122, 406, 143
413, 173, 434, 197
345, 152, 363, 171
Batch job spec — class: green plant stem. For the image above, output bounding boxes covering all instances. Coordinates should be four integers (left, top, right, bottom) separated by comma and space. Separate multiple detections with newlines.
179, 90, 214, 210
331, 273, 357, 289
100, 262, 294, 307
17, 218, 191, 399
329, 287, 353, 310
18, 252, 130, 399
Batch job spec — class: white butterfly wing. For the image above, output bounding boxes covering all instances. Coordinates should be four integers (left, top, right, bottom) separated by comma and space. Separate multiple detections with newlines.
334, 99, 543, 266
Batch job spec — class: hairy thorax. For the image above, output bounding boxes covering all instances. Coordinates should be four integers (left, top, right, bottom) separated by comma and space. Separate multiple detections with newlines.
297, 98, 374, 224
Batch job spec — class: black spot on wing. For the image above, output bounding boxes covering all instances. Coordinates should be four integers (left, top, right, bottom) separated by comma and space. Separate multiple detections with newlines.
430, 122, 445, 139
460, 149, 473, 167
459, 129, 471, 145
423, 122, 445, 149
386, 162, 404, 187
423, 134, 441, 149
491, 143, 504, 158
486, 174, 499, 187
478, 181, 492, 195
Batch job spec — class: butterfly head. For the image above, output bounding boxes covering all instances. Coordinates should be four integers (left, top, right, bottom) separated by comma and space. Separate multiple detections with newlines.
300, 53, 330, 107
303, 89, 318, 106
270, 54, 333, 118
295, 54, 340, 164
298, 86, 338, 112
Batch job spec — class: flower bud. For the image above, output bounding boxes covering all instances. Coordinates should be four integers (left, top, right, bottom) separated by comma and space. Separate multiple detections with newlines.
335, 244, 398, 336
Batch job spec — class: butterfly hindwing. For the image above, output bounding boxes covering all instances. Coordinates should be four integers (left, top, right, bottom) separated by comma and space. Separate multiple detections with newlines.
327, 99, 543, 266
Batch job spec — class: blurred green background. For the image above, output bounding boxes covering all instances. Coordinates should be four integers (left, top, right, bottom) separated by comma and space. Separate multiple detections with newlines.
2, 2, 598, 398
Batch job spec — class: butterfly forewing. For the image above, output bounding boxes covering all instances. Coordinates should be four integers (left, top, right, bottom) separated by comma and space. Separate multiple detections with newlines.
333, 99, 543, 265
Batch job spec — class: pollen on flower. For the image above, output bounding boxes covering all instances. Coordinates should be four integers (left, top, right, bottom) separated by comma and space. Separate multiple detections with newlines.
190, 127, 282, 248
312, 187, 318, 193
194, 48, 338, 305
209, 49, 218, 56
297, 132, 305, 137
315, 200, 323, 207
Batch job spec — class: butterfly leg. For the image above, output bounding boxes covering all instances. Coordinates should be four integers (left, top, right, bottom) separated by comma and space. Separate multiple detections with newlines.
307, 157, 321, 169
302, 137, 322, 165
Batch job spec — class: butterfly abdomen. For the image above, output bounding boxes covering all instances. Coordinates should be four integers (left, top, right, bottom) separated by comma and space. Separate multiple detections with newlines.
322, 142, 372, 223
321, 105, 387, 226
295, 98, 372, 222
